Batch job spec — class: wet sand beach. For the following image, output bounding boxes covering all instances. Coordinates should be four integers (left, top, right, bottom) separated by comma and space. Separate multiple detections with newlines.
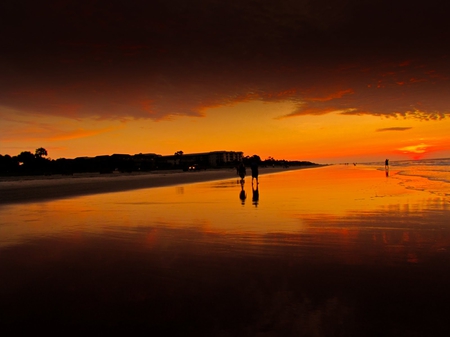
1, 164, 450, 335
0, 166, 311, 205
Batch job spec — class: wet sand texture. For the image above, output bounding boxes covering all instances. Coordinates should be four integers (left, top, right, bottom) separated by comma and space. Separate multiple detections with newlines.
1, 165, 450, 335
0, 166, 312, 205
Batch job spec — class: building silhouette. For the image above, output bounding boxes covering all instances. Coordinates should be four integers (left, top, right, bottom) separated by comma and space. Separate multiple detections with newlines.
162, 151, 243, 170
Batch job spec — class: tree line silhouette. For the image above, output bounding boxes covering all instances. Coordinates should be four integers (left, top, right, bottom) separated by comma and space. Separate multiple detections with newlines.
0, 148, 161, 176
0, 148, 319, 176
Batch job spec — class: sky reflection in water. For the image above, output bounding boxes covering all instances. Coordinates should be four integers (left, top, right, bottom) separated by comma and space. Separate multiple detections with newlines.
1, 166, 450, 335
2, 166, 448, 254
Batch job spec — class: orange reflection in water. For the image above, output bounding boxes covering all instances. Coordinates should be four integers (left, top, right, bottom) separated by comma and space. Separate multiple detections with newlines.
1, 165, 449, 265
2, 166, 450, 335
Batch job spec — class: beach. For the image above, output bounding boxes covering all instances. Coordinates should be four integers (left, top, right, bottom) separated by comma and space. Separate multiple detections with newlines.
0, 166, 309, 205
1, 161, 450, 335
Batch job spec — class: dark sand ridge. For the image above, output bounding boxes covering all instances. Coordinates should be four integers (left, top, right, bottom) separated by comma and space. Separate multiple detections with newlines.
0, 166, 319, 205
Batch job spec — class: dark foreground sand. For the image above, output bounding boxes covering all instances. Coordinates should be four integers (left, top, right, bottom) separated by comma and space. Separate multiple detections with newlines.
0, 166, 317, 205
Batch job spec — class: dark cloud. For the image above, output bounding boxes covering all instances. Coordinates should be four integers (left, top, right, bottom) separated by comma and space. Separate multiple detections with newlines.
1, 0, 450, 121
376, 127, 413, 132
276, 58, 450, 120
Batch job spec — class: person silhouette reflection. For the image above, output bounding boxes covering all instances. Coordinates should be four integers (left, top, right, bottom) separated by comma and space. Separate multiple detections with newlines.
239, 179, 246, 205
238, 162, 246, 180
251, 160, 259, 184
252, 181, 259, 207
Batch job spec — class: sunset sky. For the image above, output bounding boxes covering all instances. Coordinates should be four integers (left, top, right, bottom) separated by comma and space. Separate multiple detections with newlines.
1, 0, 449, 163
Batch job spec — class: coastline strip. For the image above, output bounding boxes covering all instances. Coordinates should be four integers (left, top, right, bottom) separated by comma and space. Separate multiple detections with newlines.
0, 166, 320, 205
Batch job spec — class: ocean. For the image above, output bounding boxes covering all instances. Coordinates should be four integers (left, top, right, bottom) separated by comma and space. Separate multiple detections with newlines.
365, 156, 450, 180
1, 160, 450, 335
384, 157, 450, 197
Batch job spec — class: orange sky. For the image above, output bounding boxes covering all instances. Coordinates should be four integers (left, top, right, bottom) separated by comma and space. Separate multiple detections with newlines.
1, 1, 449, 163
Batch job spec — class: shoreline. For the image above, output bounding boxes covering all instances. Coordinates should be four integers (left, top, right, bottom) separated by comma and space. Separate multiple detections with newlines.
0, 165, 322, 205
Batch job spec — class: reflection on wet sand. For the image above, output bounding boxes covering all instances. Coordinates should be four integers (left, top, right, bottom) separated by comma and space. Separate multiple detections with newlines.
1, 166, 450, 335
239, 179, 246, 205
251, 180, 260, 207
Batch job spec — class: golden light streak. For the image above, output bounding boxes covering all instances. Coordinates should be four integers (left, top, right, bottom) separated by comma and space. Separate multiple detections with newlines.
398, 143, 429, 154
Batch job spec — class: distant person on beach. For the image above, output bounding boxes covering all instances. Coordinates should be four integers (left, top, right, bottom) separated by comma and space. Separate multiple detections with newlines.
238, 162, 246, 180
385, 159, 389, 169
251, 161, 259, 184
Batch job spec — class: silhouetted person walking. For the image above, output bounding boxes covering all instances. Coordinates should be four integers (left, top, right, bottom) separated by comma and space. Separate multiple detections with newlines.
385, 159, 389, 169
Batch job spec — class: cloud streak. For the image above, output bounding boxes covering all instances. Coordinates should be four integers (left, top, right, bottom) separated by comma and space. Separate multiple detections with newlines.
1, 57, 449, 122
397, 143, 429, 154
0, 117, 119, 143
376, 127, 413, 132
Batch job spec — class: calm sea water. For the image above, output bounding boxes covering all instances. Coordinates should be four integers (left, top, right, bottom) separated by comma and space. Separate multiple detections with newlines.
1, 161, 450, 335
388, 158, 450, 197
